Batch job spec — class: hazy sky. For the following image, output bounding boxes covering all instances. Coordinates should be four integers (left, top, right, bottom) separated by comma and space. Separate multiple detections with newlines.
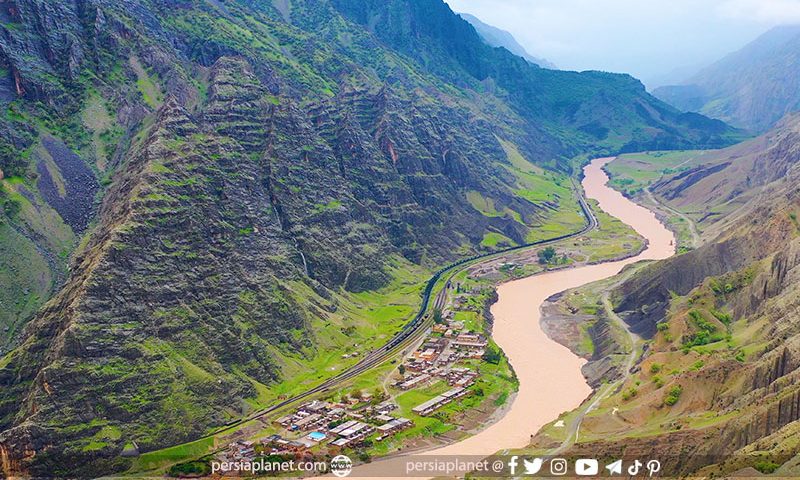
445, 0, 800, 88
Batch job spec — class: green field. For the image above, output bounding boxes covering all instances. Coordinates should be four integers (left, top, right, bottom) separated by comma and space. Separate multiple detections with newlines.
130, 435, 217, 473
244, 255, 430, 407
605, 151, 711, 251
481, 231, 515, 248
605, 150, 711, 196
0, 221, 51, 344
130, 56, 164, 110
81, 92, 119, 170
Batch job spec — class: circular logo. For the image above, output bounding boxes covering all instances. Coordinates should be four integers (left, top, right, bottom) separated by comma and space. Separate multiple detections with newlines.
330, 454, 353, 478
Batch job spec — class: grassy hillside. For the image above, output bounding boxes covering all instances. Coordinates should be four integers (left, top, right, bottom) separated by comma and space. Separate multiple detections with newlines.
0, 0, 740, 476
530, 116, 800, 477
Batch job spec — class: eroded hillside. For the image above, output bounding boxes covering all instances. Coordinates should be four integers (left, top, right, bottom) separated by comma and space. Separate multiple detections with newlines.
0, 0, 740, 476
537, 117, 800, 476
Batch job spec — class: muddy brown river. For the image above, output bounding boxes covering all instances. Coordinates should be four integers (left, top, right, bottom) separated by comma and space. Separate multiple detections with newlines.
319, 157, 675, 477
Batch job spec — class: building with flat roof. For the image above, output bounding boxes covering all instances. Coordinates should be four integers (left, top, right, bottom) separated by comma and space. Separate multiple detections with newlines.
292, 413, 322, 430
331, 437, 350, 447
452, 333, 487, 348
411, 387, 468, 416
397, 373, 431, 390
329, 420, 358, 436
329, 420, 374, 442
376, 417, 412, 435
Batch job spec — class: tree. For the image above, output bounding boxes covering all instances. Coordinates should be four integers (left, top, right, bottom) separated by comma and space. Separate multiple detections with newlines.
0, 190, 20, 220
372, 388, 383, 403
398, 364, 406, 376
482, 346, 501, 365
664, 385, 682, 406
433, 308, 444, 324
538, 246, 557, 264
754, 460, 780, 474
357, 451, 372, 463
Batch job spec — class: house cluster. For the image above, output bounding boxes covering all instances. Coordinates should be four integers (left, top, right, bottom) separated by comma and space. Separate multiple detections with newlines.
217, 283, 495, 463
386, 311, 488, 417
327, 419, 375, 447
407, 320, 488, 373
450, 287, 485, 310
217, 433, 316, 464
394, 364, 477, 392
222, 440, 259, 463
218, 395, 415, 462
442, 367, 478, 387
275, 399, 345, 434
396, 316, 486, 394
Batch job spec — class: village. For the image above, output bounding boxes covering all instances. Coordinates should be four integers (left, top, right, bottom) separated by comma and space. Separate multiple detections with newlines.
217, 283, 493, 466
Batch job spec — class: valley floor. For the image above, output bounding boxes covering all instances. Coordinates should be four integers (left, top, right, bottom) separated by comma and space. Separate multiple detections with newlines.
351, 157, 675, 476
125, 157, 659, 477
279, 156, 675, 478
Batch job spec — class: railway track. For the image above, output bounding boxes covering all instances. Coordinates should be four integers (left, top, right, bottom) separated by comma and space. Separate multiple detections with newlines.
194, 184, 598, 445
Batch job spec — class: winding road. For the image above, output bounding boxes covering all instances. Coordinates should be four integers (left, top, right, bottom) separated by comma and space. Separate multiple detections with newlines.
550, 158, 676, 454
554, 286, 641, 454
154, 157, 672, 477
152, 158, 675, 477
197, 181, 598, 443
644, 187, 700, 249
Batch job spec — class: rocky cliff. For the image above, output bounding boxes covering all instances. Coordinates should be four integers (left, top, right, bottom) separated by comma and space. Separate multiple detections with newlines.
331, 0, 739, 153
562, 118, 800, 476
0, 0, 740, 476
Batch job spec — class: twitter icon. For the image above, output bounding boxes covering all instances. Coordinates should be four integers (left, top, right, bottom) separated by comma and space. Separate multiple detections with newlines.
524, 458, 543, 475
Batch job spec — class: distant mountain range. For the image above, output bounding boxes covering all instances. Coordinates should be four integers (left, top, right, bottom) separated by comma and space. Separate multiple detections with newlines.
654, 25, 800, 133
0, 0, 738, 476
458, 12, 557, 69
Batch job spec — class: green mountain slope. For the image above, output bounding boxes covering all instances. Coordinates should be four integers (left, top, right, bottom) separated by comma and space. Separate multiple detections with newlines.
330, 0, 740, 153
457, 12, 556, 69
654, 26, 800, 133
0, 0, 738, 476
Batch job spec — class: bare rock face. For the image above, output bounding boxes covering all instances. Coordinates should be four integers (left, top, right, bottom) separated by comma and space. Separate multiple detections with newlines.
0, 51, 555, 476
572, 131, 800, 475
34, 136, 99, 233
563, 235, 800, 476
612, 233, 766, 337
0, 0, 743, 476
1, 96, 289, 476
651, 113, 800, 215
612, 127, 800, 337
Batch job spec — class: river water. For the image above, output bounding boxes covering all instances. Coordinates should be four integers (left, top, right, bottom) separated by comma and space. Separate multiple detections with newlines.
319, 157, 675, 477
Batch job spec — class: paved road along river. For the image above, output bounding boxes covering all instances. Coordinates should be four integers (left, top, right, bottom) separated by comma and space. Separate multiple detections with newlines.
320, 156, 675, 478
